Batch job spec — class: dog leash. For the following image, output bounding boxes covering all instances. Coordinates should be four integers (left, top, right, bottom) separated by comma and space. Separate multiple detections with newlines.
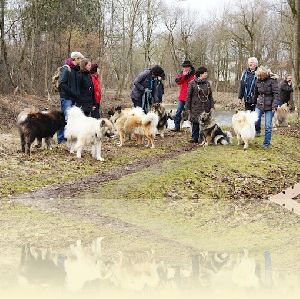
197, 82, 210, 103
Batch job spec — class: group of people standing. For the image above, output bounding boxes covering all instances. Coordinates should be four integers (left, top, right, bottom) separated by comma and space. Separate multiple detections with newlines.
171, 57, 294, 149
57, 51, 294, 149
57, 52, 101, 144
238, 57, 293, 148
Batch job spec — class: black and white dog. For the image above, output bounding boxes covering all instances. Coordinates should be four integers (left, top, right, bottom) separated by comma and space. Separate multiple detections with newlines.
199, 111, 232, 146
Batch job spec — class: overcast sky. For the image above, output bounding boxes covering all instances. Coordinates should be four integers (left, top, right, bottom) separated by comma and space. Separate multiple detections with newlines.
165, 0, 233, 17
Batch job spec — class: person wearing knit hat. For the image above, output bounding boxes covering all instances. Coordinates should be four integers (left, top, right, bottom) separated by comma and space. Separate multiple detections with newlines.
172, 60, 195, 132
90, 63, 102, 119
131, 65, 165, 112
70, 52, 84, 59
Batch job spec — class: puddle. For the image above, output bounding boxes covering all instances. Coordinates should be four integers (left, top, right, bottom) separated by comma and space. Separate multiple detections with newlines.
269, 183, 300, 215
164, 104, 234, 129
1, 238, 300, 299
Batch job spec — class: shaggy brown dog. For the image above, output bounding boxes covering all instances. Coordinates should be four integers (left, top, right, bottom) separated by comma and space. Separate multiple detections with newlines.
273, 103, 289, 127
17, 110, 65, 155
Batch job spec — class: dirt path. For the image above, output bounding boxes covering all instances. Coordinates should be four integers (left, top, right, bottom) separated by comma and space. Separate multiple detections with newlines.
9, 144, 196, 203
7, 144, 204, 255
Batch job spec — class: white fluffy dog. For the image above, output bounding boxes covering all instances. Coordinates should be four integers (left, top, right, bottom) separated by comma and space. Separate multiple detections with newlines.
232, 111, 258, 149
65, 106, 114, 161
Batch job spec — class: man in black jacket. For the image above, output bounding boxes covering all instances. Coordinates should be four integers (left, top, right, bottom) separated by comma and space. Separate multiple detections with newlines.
238, 57, 258, 111
57, 51, 84, 144
280, 75, 293, 107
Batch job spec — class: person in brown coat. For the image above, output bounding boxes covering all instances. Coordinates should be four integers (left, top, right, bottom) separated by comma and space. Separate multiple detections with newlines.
253, 66, 281, 149
186, 66, 215, 143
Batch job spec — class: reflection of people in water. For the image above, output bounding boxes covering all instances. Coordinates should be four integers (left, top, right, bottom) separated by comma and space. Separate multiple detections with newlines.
17, 240, 279, 293
19, 244, 66, 287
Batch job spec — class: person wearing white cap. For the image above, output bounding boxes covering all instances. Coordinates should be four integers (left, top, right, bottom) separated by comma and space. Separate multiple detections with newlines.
57, 51, 84, 144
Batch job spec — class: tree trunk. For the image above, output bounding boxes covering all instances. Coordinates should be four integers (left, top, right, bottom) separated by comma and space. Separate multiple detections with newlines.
0, 0, 16, 89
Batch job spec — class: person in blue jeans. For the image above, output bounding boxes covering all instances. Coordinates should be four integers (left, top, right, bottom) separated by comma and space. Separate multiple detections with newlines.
57, 52, 84, 144
173, 60, 195, 132
253, 66, 281, 149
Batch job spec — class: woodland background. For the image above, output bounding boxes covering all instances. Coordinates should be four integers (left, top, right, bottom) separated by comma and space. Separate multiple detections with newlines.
0, 0, 299, 101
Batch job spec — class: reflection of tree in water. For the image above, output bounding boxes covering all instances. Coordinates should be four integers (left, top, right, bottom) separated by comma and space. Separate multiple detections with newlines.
17, 238, 298, 294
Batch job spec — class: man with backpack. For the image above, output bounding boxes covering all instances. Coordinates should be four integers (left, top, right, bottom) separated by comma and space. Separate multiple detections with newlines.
56, 51, 84, 144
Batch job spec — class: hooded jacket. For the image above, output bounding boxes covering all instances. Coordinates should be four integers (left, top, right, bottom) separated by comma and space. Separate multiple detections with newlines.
59, 59, 80, 101
253, 75, 281, 111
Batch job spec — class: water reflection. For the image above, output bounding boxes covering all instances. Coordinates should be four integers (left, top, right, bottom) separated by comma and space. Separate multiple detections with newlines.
165, 105, 234, 129
1, 238, 300, 298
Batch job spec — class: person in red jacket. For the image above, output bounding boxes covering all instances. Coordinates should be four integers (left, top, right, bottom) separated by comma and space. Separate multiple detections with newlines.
172, 60, 195, 132
90, 63, 101, 119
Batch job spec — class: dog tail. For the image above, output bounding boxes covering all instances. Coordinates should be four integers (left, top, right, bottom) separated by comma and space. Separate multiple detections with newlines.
142, 112, 159, 135
214, 131, 232, 145
128, 107, 145, 117
225, 131, 233, 144
246, 110, 259, 124
17, 107, 38, 124
67, 106, 84, 120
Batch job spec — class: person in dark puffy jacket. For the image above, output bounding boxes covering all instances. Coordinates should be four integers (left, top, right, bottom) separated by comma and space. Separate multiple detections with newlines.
238, 57, 258, 111
76, 58, 96, 116
172, 60, 195, 132
253, 66, 281, 149
186, 66, 214, 143
57, 51, 84, 144
280, 74, 294, 107
131, 65, 165, 113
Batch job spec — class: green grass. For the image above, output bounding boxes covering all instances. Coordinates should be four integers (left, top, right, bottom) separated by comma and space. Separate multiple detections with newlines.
0, 135, 188, 198
71, 133, 300, 268
1, 131, 300, 270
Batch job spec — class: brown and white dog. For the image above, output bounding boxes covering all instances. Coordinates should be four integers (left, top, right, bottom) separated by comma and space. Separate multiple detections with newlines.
110, 107, 159, 148
17, 108, 65, 155
273, 103, 290, 127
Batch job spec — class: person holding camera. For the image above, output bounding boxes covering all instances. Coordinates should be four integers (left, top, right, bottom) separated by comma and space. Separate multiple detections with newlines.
280, 74, 294, 108
238, 57, 258, 111
172, 60, 195, 132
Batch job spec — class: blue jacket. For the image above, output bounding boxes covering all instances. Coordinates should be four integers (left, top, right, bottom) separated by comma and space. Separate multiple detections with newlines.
131, 69, 158, 106
238, 68, 257, 103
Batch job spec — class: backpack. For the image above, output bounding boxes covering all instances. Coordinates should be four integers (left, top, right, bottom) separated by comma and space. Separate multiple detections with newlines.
51, 64, 71, 92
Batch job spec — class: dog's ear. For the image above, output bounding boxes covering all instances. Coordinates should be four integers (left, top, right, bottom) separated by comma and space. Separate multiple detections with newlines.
107, 109, 114, 116
100, 119, 106, 126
